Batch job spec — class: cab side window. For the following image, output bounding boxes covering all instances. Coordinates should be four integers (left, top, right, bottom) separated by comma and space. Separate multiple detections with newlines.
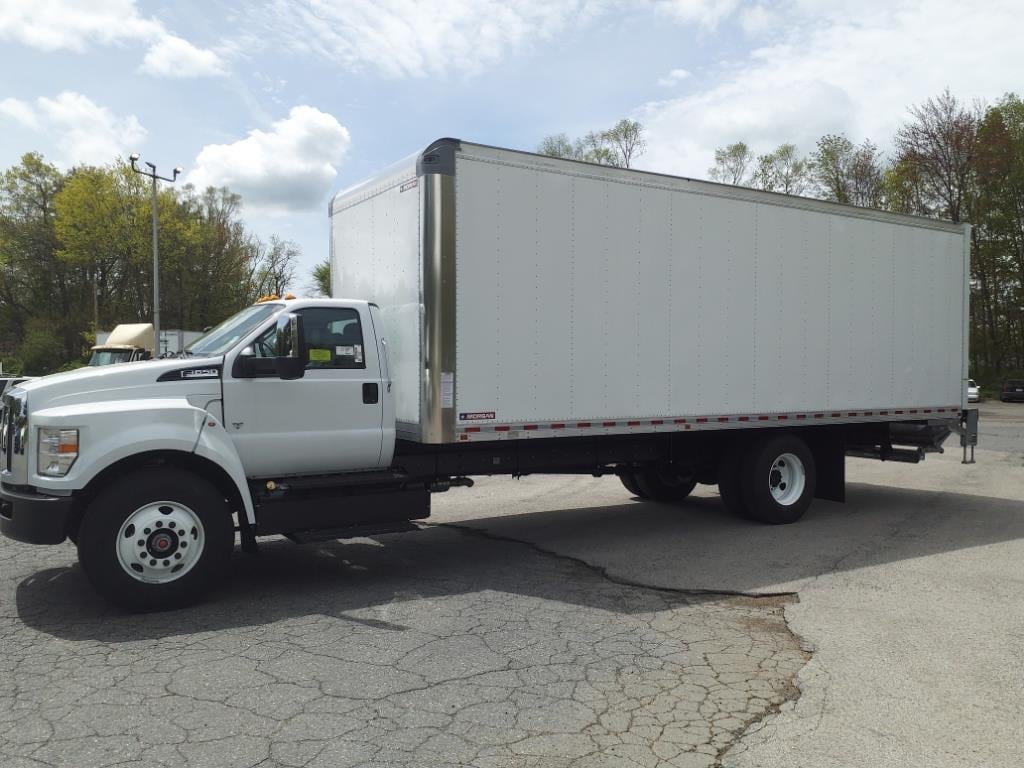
300, 307, 365, 370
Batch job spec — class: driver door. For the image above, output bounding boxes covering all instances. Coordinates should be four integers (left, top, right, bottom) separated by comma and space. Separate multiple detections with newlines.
222, 305, 385, 478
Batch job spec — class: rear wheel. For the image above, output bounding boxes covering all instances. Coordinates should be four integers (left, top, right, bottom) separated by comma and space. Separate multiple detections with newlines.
633, 466, 697, 502
619, 471, 646, 498
77, 468, 234, 611
739, 435, 816, 524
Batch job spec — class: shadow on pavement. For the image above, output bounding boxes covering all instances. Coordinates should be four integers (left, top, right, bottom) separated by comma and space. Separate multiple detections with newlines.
16, 481, 1023, 641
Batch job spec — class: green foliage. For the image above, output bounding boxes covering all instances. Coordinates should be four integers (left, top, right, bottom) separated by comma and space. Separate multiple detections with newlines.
18, 320, 64, 376
537, 120, 647, 168
0, 154, 301, 371
708, 142, 754, 186
751, 144, 811, 195
311, 259, 331, 297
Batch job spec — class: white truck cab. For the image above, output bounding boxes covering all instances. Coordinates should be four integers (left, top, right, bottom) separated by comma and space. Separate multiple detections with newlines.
0, 298, 398, 609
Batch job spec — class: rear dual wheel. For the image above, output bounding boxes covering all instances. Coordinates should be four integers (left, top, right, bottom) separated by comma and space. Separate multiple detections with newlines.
719, 434, 816, 524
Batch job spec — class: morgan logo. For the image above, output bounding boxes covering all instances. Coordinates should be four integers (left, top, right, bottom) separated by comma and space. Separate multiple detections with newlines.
459, 411, 496, 422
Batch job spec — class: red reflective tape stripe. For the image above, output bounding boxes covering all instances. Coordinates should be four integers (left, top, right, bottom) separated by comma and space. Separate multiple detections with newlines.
550, 423, 565, 429
524, 424, 538, 430
674, 418, 687, 424
465, 427, 481, 433
832, 413, 841, 417
625, 420, 639, 426
848, 412, 857, 417
651, 419, 664, 425
937, 408, 945, 413
814, 413, 824, 419
894, 410, 904, 415
717, 416, 729, 422
778, 415, 788, 421
879, 411, 888, 415
696, 417, 708, 423
863, 411, 873, 416
494, 425, 510, 432
738, 416, 749, 422
910, 409, 918, 414
603, 421, 617, 427
796, 414, 806, 420
577, 422, 591, 428
923, 409, 932, 413
758, 415, 770, 421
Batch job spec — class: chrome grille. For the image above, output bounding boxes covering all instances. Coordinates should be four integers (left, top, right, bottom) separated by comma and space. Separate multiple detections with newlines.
1, 390, 28, 483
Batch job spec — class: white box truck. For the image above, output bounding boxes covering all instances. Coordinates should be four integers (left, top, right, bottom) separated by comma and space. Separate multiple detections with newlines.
0, 139, 976, 610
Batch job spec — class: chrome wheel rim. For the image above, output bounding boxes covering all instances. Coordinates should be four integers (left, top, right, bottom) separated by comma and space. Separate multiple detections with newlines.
116, 501, 205, 584
768, 453, 805, 506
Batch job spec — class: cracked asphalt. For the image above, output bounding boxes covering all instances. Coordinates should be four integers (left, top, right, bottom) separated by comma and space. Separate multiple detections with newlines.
1, 513, 807, 768
2, 402, 1021, 767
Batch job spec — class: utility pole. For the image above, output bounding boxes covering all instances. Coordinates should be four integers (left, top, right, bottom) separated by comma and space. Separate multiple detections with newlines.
129, 154, 181, 355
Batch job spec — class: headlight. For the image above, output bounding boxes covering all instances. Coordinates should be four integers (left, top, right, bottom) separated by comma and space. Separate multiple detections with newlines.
38, 428, 79, 477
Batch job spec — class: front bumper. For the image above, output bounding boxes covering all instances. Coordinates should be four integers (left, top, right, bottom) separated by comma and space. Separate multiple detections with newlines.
0, 484, 74, 544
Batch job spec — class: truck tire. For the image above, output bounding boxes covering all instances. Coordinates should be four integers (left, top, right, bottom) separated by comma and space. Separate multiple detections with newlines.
619, 471, 646, 498
633, 466, 697, 502
739, 435, 816, 524
77, 468, 234, 611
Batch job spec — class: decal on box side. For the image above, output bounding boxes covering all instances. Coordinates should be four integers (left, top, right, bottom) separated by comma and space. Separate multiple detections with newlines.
459, 411, 496, 421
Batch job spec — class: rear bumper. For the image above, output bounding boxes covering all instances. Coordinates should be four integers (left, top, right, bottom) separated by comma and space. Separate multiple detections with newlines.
999, 393, 1024, 402
0, 484, 73, 544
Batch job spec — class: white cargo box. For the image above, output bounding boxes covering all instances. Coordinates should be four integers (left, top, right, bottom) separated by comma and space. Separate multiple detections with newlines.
330, 139, 968, 444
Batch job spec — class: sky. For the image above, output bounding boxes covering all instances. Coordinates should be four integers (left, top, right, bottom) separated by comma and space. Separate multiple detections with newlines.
0, 0, 1021, 287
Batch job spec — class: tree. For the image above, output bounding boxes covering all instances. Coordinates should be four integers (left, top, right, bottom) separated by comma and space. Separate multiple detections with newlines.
894, 89, 977, 223
247, 235, 298, 300
537, 119, 646, 168
310, 259, 331, 297
810, 134, 885, 207
751, 144, 811, 195
602, 119, 646, 169
537, 133, 576, 159
708, 142, 754, 185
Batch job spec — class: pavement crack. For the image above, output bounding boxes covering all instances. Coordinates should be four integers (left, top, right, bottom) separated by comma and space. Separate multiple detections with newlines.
433, 521, 799, 602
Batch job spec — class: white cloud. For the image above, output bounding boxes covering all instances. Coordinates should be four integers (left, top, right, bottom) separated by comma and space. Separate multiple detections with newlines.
0, 92, 146, 166
0, 0, 226, 78
658, 68, 691, 87
186, 106, 351, 213
140, 35, 227, 78
0, 98, 40, 128
654, 0, 740, 28
257, 0, 610, 78
639, 0, 1024, 181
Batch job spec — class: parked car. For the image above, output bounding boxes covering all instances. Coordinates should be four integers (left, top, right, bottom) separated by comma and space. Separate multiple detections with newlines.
999, 379, 1024, 402
967, 379, 980, 402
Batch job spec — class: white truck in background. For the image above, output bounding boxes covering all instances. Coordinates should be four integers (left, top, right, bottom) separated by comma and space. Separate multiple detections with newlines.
91, 324, 203, 365
89, 323, 155, 365
0, 139, 977, 611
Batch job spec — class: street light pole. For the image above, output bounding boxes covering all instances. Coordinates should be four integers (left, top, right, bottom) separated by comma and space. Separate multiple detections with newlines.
129, 154, 182, 356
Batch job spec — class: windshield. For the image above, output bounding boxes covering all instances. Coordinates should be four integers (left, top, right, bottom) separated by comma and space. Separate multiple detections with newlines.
187, 304, 282, 356
89, 349, 135, 366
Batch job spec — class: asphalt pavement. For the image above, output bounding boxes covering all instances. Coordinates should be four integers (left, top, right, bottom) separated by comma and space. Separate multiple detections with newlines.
1, 402, 1021, 767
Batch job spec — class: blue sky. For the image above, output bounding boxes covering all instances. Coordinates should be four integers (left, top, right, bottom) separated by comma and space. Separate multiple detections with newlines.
1, 0, 1020, 287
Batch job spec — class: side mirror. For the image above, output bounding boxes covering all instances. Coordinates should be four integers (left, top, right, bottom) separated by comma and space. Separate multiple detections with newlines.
234, 345, 257, 378
273, 313, 308, 380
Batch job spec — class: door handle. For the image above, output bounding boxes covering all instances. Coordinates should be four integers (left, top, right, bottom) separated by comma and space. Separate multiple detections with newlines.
362, 383, 379, 404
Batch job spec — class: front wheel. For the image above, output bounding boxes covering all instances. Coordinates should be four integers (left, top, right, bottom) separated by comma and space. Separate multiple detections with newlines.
739, 435, 816, 524
77, 468, 234, 611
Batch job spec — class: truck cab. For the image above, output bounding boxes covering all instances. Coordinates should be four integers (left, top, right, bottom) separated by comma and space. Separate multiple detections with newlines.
89, 323, 156, 366
0, 298, 399, 610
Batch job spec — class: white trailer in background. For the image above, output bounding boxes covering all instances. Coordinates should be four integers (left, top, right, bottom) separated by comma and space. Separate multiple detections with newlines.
1, 138, 976, 610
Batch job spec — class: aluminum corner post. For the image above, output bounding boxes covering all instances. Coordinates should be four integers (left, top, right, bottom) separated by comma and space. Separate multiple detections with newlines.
420, 171, 457, 443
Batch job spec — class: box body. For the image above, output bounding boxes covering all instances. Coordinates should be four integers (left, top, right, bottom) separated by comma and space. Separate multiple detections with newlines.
331, 140, 969, 444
